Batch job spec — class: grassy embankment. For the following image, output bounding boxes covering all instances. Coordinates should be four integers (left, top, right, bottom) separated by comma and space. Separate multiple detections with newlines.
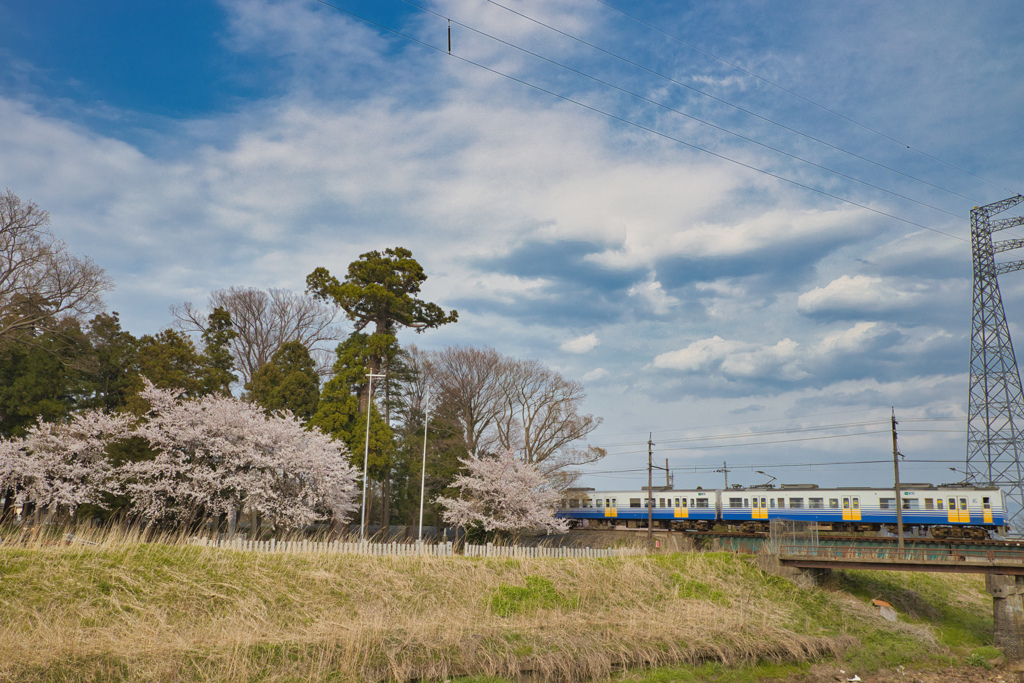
0, 527, 997, 683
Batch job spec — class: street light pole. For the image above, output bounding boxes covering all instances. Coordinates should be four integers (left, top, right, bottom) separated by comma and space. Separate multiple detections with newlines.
417, 397, 431, 542
360, 371, 386, 541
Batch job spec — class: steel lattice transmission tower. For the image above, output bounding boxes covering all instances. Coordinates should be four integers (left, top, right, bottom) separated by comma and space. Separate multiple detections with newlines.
967, 195, 1024, 535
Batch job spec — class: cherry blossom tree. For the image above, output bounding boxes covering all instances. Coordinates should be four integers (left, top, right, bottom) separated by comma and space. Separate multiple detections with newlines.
0, 409, 131, 521
0, 381, 360, 531
122, 382, 359, 530
435, 449, 568, 540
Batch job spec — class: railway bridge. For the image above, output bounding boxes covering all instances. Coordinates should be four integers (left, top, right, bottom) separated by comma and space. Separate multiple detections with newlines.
771, 539, 1024, 659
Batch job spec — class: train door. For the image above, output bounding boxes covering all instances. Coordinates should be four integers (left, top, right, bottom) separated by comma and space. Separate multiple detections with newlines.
842, 496, 861, 521
752, 497, 768, 519
675, 497, 688, 518
946, 497, 970, 524
984, 497, 993, 524
605, 498, 617, 518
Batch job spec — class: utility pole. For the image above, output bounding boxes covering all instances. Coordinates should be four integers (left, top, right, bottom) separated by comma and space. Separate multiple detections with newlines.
647, 433, 654, 550
892, 407, 904, 552
715, 461, 730, 489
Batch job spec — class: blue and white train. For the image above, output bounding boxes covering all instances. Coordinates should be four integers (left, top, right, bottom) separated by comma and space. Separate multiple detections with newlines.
556, 484, 1006, 539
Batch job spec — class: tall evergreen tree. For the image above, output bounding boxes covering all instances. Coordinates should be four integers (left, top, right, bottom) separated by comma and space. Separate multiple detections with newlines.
306, 247, 457, 414
247, 340, 320, 421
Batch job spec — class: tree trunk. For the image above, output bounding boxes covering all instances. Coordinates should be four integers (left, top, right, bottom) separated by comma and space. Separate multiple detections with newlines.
382, 475, 391, 528
1, 489, 14, 523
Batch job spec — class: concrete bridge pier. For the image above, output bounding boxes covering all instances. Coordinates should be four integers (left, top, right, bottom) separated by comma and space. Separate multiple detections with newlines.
986, 574, 1024, 659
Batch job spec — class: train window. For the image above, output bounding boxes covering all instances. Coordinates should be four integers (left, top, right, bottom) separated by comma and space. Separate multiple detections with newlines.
948, 497, 956, 510
770, 499, 775, 508
903, 499, 919, 510
959, 498, 968, 512
809, 498, 824, 509
829, 498, 839, 509
937, 499, 944, 509
852, 497, 860, 509
630, 498, 641, 508
611, 498, 617, 507
729, 497, 743, 508
695, 498, 709, 508
680, 498, 687, 508
657, 498, 663, 508
879, 498, 895, 509
744, 498, 749, 507
761, 497, 767, 508
778, 498, 785, 508
690, 499, 695, 507
843, 497, 850, 509
596, 499, 603, 508
925, 498, 934, 510
789, 498, 804, 508
984, 497, 991, 509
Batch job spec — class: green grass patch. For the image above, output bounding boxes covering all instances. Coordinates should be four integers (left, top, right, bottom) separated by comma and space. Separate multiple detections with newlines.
489, 574, 577, 616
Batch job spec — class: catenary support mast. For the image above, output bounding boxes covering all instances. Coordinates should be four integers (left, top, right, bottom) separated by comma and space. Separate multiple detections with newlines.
967, 195, 1024, 535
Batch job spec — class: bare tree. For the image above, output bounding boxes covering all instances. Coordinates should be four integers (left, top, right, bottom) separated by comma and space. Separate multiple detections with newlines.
399, 344, 434, 422
427, 346, 604, 484
432, 346, 504, 457
493, 358, 605, 484
172, 287, 342, 385
0, 189, 113, 342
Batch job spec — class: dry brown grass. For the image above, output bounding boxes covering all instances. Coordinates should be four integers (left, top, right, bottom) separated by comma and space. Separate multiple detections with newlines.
0, 527, 939, 683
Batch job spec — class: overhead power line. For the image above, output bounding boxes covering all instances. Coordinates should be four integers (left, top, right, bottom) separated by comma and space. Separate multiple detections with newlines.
310, 0, 967, 241
468, 0, 990, 205
581, 457, 970, 477
399, 0, 966, 223
594, 416, 962, 450
588, 0, 1021, 198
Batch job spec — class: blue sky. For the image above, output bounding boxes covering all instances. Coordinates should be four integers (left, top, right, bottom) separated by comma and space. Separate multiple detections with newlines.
2, 0, 1024, 492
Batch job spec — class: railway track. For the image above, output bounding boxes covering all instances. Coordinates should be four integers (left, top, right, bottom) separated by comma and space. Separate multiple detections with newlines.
572, 527, 1024, 549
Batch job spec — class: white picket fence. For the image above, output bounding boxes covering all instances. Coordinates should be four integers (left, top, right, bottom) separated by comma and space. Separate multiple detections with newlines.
189, 537, 643, 559
464, 542, 644, 559
190, 537, 454, 557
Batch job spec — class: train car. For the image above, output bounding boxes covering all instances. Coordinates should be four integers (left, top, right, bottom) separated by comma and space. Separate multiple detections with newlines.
556, 488, 719, 530
557, 483, 1005, 538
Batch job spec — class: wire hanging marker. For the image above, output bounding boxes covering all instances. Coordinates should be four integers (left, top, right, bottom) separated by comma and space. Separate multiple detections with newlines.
447, 19, 451, 53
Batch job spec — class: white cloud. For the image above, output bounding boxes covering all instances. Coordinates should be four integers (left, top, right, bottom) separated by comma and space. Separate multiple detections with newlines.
797, 275, 926, 315
561, 333, 600, 354
652, 334, 808, 382
582, 367, 609, 382
628, 274, 679, 314
816, 321, 888, 354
